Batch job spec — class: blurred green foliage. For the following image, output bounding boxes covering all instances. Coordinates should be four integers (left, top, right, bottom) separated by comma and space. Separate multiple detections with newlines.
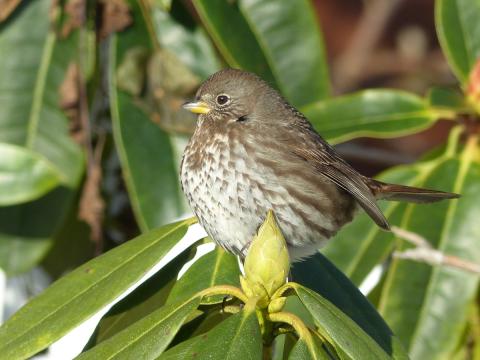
0, 0, 479, 359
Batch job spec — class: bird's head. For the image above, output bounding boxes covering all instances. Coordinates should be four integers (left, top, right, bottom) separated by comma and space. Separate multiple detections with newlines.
183, 68, 280, 123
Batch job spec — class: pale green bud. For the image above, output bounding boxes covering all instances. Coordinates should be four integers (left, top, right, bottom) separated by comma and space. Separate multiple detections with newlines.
240, 276, 270, 308
244, 210, 290, 298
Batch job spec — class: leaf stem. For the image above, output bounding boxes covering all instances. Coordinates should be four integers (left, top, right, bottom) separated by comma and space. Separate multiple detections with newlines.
445, 125, 463, 158
196, 285, 248, 304
271, 281, 298, 300
267, 311, 310, 339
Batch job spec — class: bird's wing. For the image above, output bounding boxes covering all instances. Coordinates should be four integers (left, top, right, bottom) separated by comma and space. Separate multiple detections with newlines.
289, 130, 390, 230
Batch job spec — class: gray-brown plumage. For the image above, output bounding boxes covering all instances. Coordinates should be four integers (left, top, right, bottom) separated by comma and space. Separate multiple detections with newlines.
181, 69, 459, 261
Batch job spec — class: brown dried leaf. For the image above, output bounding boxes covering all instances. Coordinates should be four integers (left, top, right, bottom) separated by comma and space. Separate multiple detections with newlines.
61, 0, 86, 38
79, 137, 106, 246
60, 62, 80, 109
59, 62, 85, 144
0, 0, 21, 22
100, 0, 133, 39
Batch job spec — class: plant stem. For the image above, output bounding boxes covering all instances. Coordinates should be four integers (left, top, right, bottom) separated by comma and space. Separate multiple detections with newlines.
267, 311, 310, 340
197, 285, 248, 303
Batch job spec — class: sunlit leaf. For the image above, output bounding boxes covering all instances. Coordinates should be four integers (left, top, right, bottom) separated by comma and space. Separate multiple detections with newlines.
85, 246, 194, 348
160, 307, 262, 359
0, 219, 193, 359
378, 140, 480, 360
192, 0, 276, 84
303, 90, 439, 144
151, 9, 220, 79
78, 298, 201, 359
238, 0, 330, 106
167, 246, 240, 305
436, 0, 480, 83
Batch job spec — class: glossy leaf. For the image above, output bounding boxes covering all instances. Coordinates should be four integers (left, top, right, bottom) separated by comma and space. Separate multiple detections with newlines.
160, 307, 262, 359
0, 0, 83, 187
167, 246, 240, 305
109, 0, 187, 231
0, 219, 193, 359
288, 337, 332, 360
291, 284, 393, 360
151, 9, 220, 79
0, 142, 60, 206
378, 143, 480, 360
435, 0, 480, 83
0, 0, 83, 274
427, 86, 467, 111
192, 0, 276, 84
302, 90, 439, 144
322, 166, 421, 285
168, 309, 232, 348
292, 253, 407, 359
85, 246, 194, 348
238, 0, 330, 106
78, 298, 201, 359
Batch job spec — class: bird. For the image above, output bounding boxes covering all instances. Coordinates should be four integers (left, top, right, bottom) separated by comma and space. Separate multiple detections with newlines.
180, 68, 459, 261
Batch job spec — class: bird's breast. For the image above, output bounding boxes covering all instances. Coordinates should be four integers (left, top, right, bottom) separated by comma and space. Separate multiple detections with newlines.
180, 129, 357, 259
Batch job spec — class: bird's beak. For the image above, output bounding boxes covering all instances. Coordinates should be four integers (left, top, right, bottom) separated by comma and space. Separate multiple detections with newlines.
182, 100, 211, 114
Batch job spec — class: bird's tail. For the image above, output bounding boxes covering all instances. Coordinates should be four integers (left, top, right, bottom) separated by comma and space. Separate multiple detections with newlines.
368, 179, 460, 203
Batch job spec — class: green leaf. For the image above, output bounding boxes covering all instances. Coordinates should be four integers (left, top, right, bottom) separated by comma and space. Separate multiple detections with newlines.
288, 337, 332, 360
0, 0, 83, 187
160, 307, 262, 359
427, 86, 467, 111
151, 9, 221, 79
378, 144, 480, 359
0, 219, 193, 359
238, 0, 330, 106
0, 187, 75, 275
435, 0, 480, 83
192, 0, 276, 84
167, 246, 240, 305
41, 197, 94, 279
291, 285, 393, 360
322, 166, 421, 285
168, 309, 232, 348
78, 298, 201, 360
0, 0, 84, 273
292, 254, 407, 359
302, 90, 438, 144
85, 246, 194, 348
0, 143, 60, 206
109, 1, 188, 231
192, 0, 329, 106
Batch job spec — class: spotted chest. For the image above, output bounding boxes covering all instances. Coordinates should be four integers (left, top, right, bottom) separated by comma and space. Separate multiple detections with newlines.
180, 126, 356, 260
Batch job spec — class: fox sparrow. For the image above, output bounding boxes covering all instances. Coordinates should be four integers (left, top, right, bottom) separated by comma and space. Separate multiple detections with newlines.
181, 69, 458, 261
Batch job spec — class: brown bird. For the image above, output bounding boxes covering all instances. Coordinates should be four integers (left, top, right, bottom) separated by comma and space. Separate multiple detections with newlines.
181, 69, 458, 261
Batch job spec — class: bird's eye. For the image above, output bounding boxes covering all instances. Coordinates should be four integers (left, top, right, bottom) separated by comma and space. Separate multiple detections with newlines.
216, 94, 230, 105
